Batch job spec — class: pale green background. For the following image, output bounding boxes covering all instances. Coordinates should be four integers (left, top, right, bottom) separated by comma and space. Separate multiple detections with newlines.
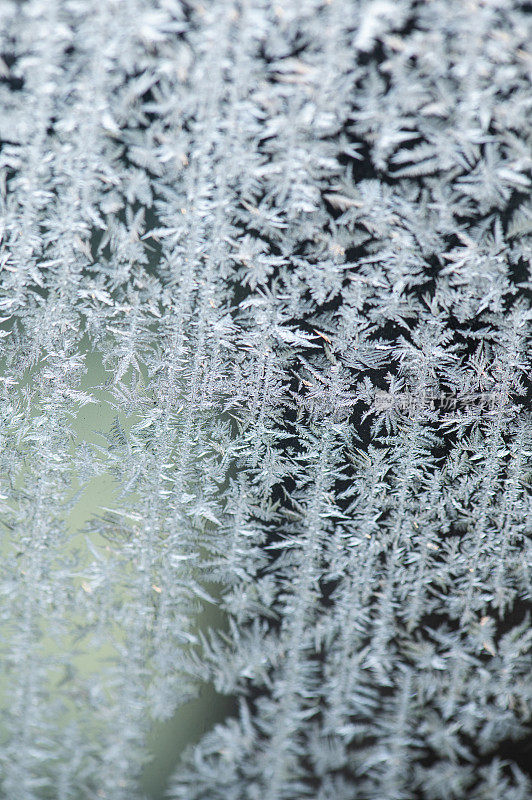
1, 346, 234, 799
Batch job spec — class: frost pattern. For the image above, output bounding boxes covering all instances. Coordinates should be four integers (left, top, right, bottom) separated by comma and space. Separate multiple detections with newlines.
0, 0, 531, 798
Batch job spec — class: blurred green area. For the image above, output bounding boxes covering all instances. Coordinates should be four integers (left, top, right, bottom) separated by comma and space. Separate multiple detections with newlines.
0, 343, 234, 799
